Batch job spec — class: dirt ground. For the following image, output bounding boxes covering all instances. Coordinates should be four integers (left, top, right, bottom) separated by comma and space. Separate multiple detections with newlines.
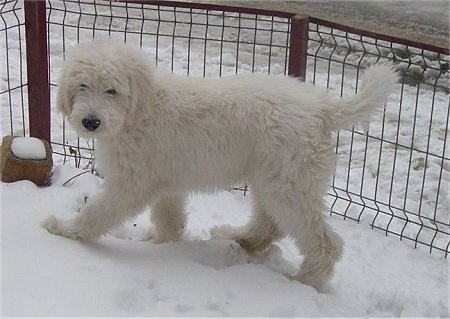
195, 0, 449, 49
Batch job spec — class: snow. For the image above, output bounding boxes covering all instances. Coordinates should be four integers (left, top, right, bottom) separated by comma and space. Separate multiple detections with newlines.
1, 0, 449, 317
224, 0, 449, 49
10, 136, 46, 160
1, 170, 448, 317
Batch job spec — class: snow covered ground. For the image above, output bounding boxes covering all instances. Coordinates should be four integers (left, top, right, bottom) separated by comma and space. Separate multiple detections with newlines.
1, 0, 449, 317
221, 0, 450, 49
2, 170, 449, 317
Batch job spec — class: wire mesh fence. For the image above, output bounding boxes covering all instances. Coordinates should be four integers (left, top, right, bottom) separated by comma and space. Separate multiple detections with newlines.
1, 0, 449, 258
307, 20, 449, 257
1, 0, 27, 138
45, 0, 294, 169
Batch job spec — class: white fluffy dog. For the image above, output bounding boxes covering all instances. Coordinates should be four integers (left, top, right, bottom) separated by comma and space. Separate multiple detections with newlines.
43, 40, 397, 291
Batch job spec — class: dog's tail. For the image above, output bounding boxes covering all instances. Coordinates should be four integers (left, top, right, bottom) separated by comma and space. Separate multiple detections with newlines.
323, 64, 398, 131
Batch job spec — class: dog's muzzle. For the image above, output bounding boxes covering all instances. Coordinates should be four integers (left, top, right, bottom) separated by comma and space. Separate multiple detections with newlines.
82, 117, 101, 131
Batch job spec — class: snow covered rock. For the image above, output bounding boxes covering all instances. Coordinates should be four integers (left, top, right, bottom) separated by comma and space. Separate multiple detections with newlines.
1, 135, 53, 186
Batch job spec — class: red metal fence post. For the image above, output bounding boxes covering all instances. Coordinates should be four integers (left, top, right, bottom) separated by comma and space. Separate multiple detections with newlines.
24, 0, 50, 142
288, 15, 309, 80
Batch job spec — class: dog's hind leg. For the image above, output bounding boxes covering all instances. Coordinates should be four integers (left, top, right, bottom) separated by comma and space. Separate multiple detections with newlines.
211, 201, 283, 255
263, 194, 343, 292
150, 195, 187, 243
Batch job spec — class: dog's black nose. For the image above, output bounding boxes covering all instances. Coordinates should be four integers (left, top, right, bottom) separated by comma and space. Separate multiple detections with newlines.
82, 117, 101, 131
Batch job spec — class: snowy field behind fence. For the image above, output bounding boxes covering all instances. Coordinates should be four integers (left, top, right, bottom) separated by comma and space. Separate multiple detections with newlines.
1, 0, 449, 258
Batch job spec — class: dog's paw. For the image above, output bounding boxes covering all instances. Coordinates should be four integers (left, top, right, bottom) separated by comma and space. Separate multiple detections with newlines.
209, 224, 240, 240
41, 215, 84, 240
152, 231, 183, 244
41, 215, 62, 234
293, 268, 330, 293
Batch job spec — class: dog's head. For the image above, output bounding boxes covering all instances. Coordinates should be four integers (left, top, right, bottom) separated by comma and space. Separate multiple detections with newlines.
57, 40, 154, 139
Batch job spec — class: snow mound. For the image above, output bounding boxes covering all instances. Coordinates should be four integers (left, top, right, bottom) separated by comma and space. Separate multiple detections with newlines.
11, 137, 46, 160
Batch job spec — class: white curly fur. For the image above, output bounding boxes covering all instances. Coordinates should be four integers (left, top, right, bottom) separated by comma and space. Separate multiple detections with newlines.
42, 40, 397, 292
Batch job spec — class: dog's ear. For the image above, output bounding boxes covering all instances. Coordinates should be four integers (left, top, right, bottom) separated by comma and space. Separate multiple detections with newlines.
56, 78, 73, 116
127, 64, 156, 113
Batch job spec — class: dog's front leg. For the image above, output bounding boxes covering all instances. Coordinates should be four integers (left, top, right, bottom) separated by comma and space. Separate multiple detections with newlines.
42, 189, 145, 241
150, 195, 187, 243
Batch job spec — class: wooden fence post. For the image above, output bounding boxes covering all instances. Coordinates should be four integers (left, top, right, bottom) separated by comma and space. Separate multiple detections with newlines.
24, 0, 50, 142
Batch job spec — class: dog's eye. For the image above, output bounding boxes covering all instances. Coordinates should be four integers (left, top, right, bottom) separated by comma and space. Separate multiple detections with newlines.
106, 88, 117, 95
80, 84, 88, 90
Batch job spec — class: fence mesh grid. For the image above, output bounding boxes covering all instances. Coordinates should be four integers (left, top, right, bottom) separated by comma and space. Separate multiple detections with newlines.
46, 0, 292, 169
1, 0, 449, 258
1, 0, 27, 138
307, 22, 449, 256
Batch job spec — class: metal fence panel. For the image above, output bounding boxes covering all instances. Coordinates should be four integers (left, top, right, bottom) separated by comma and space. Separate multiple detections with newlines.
46, 0, 293, 169
307, 22, 449, 257
1, 0, 27, 138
